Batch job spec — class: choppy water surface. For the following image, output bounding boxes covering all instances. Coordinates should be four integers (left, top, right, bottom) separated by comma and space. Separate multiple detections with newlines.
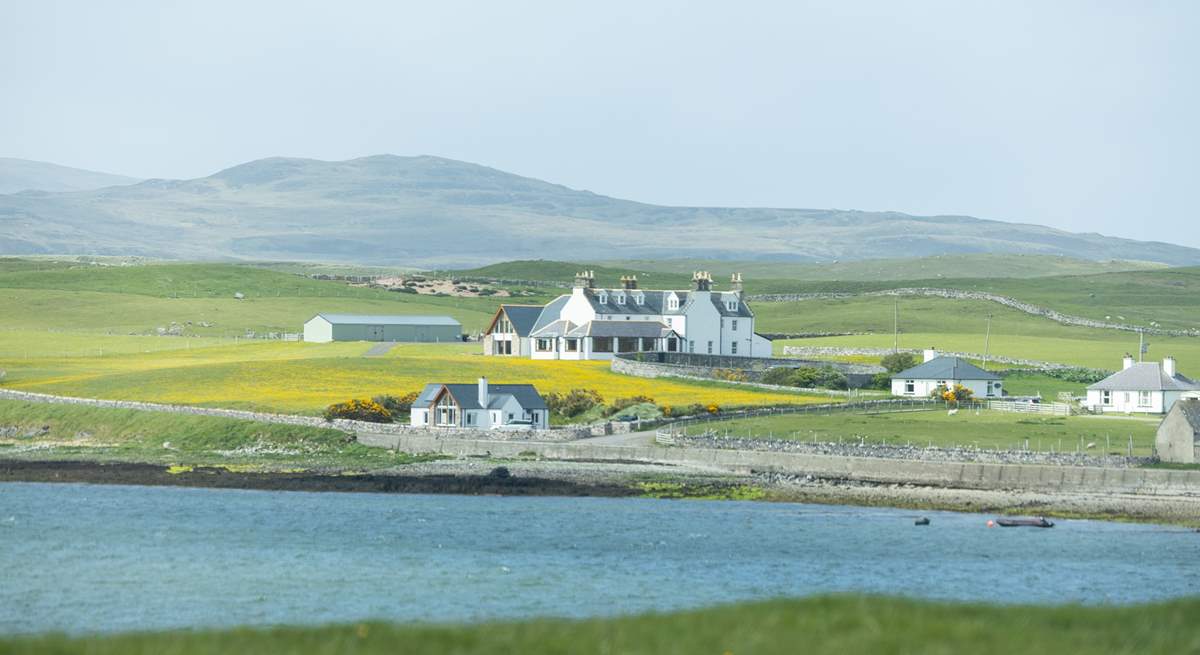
2, 482, 1197, 634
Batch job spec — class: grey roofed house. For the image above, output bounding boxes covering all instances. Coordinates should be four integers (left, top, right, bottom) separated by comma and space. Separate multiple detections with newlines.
577, 288, 753, 318
303, 313, 462, 343
414, 383, 548, 410
567, 320, 678, 338
893, 356, 1001, 381
1087, 363, 1200, 391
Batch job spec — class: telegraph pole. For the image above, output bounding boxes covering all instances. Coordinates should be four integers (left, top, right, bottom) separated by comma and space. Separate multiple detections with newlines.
983, 313, 992, 370
893, 300, 899, 353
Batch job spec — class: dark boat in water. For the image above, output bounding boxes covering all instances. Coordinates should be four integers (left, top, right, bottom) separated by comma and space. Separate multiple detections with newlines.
996, 517, 1055, 528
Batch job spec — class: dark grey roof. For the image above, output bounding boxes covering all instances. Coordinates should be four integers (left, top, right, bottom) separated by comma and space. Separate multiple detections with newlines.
312, 313, 460, 326
580, 288, 753, 318
498, 305, 544, 336
893, 356, 1001, 381
415, 383, 547, 410
1087, 363, 1200, 392
529, 295, 570, 333
1170, 398, 1200, 431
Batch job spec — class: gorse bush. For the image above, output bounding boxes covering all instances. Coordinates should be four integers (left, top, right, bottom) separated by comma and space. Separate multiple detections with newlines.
545, 389, 604, 418
762, 366, 848, 390
712, 368, 749, 382
324, 398, 393, 423
372, 392, 419, 414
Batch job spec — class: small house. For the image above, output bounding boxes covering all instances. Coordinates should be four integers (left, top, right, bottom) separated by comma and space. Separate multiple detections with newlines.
410, 378, 548, 430
1155, 396, 1200, 463
891, 349, 1003, 399
303, 314, 461, 343
1085, 355, 1199, 415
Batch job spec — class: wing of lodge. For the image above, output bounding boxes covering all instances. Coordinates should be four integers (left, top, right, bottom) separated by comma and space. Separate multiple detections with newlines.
483, 271, 772, 360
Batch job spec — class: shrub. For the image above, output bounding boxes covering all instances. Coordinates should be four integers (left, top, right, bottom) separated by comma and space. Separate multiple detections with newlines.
373, 392, 419, 414
761, 366, 847, 390
544, 389, 604, 418
658, 404, 673, 417
880, 352, 918, 374
706, 403, 720, 414
604, 395, 656, 417
682, 403, 708, 417
712, 368, 749, 382
324, 398, 393, 423
934, 384, 974, 405
870, 371, 892, 390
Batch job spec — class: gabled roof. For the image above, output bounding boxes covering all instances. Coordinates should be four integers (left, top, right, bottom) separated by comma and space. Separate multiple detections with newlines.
568, 320, 679, 338
1087, 363, 1200, 392
893, 356, 1001, 381
581, 288, 752, 318
498, 305, 544, 336
1169, 398, 1200, 432
311, 313, 460, 326
415, 383, 547, 410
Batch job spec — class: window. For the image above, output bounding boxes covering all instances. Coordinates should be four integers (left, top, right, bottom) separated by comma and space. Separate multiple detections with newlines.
731, 341, 738, 354
508, 413, 514, 421
666, 317, 673, 326
727, 301, 737, 311
634, 293, 644, 305
1123, 392, 1130, 404
689, 340, 695, 353
615, 292, 625, 305
1101, 390, 1111, 405
618, 337, 638, 352
707, 340, 713, 354
593, 337, 614, 353
564, 339, 578, 352
466, 413, 474, 425
667, 338, 678, 352
1138, 391, 1152, 407
598, 292, 608, 304
731, 319, 738, 331
904, 380, 915, 394
668, 297, 679, 310
536, 338, 553, 352
436, 395, 457, 426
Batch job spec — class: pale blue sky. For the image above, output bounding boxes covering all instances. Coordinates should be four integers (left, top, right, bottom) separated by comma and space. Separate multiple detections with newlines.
2, 1, 1197, 246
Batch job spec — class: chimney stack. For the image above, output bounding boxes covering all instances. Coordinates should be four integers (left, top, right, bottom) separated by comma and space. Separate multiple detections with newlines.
1163, 356, 1177, 378
923, 347, 938, 363
573, 270, 595, 289
620, 275, 638, 290
478, 377, 491, 429
692, 271, 713, 292
1122, 354, 1135, 370
730, 272, 744, 294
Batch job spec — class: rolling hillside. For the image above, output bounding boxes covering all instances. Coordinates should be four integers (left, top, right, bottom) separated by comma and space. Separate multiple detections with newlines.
0, 157, 139, 194
2, 154, 1198, 267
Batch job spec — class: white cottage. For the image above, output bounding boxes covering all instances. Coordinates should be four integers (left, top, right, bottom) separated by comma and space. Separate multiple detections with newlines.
891, 349, 1004, 399
1085, 355, 1199, 415
410, 378, 549, 430
483, 271, 771, 361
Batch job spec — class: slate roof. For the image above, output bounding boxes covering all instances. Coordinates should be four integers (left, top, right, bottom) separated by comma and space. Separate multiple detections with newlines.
312, 313, 461, 326
1087, 363, 1200, 392
529, 296, 570, 333
893, 356, 1001, 381
1170, 398, 1200, 431
498, 305, 545, 337
567, 320, 679, 338
581, 288, 752, 318
414, 383, 547, 410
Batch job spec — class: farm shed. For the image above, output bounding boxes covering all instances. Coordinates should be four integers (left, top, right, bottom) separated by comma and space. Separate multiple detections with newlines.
303, 314, 461, 343
1155, 396, 1200, 463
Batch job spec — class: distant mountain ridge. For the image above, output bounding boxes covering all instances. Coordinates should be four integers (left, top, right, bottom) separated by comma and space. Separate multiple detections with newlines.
0, 157, 140, 194
1, 154, 1197, 267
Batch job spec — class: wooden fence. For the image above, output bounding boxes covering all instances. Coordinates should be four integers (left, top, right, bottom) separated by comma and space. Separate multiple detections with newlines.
987, 400, 1072, 416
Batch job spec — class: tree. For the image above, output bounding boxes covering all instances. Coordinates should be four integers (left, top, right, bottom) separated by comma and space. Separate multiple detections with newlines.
880, 352, 917, 374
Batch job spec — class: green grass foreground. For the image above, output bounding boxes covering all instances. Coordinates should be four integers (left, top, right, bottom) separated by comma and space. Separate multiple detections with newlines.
0, 399, 431, 469
4, 596, 1199, 655
681, 409, 1160, 455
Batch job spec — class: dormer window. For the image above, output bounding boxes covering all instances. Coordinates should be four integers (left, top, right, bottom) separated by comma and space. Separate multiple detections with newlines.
615, 292, 625, 305
727, 300, 737, 311
598, 292, 608, 304
668, 296, 679, 311
634, 293, 644, 306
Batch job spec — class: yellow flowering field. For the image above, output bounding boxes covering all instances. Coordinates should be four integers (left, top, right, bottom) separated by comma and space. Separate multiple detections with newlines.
0, 340, 830, 414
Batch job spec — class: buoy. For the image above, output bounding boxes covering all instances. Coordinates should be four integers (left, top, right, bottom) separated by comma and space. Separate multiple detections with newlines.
987, 520, 995, 528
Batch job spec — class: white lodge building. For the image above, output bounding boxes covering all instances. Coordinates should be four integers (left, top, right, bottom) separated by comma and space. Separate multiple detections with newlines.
483, 271, 772, 361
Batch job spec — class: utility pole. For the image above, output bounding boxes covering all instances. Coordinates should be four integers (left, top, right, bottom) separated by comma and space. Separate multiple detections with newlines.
983, 313, 992, 370
893, 300, 899, 353
1138, 329, 1146, 362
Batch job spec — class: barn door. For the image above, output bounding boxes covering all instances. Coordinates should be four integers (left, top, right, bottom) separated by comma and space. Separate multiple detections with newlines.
368, 325, 384, 341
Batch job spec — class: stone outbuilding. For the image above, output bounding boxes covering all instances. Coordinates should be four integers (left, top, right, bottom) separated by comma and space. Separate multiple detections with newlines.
1155, 396, 1200, 463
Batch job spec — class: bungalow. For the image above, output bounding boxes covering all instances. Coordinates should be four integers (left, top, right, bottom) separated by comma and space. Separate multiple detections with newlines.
891, 349, 1003, 399
1085, 355, 1199, 415
410, 377, 548, 430
1155, 395, 1200, 463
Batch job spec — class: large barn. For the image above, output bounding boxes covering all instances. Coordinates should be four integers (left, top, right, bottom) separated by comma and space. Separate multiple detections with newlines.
303, 314, 461, 343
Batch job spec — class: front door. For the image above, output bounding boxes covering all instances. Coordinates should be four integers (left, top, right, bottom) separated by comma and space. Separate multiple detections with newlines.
368, 325, 385, 341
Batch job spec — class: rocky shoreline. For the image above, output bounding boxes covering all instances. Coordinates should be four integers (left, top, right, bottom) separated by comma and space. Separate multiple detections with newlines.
4, 457, 1198, 527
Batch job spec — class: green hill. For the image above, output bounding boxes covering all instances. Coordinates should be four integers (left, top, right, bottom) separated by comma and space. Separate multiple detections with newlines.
4, 154, 1199, 266
0, 157, 140, 194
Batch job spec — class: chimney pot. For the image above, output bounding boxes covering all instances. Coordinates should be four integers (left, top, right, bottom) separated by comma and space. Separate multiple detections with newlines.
1163, 356, 1177, 377
1122, 354, 1135, 370
923, 348, 938, 363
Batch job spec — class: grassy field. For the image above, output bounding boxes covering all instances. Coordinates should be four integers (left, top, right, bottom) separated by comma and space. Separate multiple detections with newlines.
5, 595, 1198, 655
0, 342, 823, 414
678, 409, 1160, 455
763, 296, 1200, 369
0, 399, 430, 468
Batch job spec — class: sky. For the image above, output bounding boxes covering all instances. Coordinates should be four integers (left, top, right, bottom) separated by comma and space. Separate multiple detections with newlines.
2, 0, 1197, 247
